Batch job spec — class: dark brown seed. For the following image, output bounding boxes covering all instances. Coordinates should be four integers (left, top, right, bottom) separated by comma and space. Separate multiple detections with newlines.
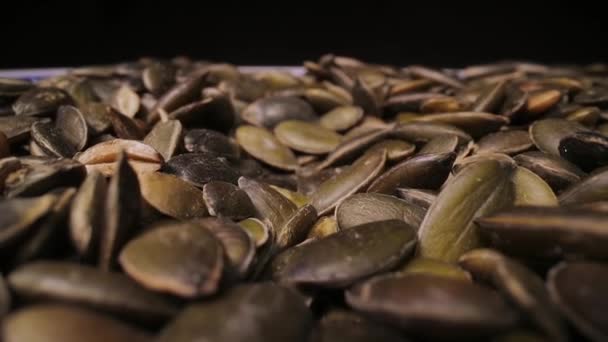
149, 72, 207, 124
471, 80, 507, 112
310, 309, 407, 342
2, 304, 152, 342
0, 131, 9, 158
70, 170, 107, 259
203, 181, 256, 220
574, 87, 608, 106
238, 177, 297, 231
367, 152, 455, 194
242, 95, 317, 128
168, 93, 235, 132
335, 192, 425, 230
142, 62, 176, 96
345, 274, 518, 339
158, 282, 312, 342
108, 108, 146, 140
162, 153, 240, 186
315, 127, 391, 170
391, 122, 472, 144
0, 157, 20, 194
0, 116, 48, 143
31, 121, 78, 158
459, 249, 567, 342
351, 77, 380, 115
501, 88, 529, 120
418, 134, 460, 154
99, 152, 141, 270
5, 158, 86, 198
559, 131, 608, 171
143, 120, 183, 161
183, 128, 238, 158
559, 167, 608, 205
529, 118, 588, 156
12, 87, 72, 116
7, 261, 177, 324
547, 262, 608, 342
395, 188, 436, 209
119, 221, 223, 298
477, 206, 608, 260
514, 151, 585, 193
408, 65, 465, 88
271, 219, 417, 287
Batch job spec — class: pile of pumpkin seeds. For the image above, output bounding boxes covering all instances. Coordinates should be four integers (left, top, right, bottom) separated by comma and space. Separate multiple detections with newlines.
1, 55, 608, 341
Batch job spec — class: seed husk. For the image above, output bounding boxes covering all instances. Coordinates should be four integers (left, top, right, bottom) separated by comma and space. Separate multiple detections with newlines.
0, 116, 48, 143
76, 139, 163, 176
138, 171, 208, 220
99, 152, 141, 270
4, 158, 86, 198
366, 139, 416, 162
459, 249, 568, 342
236, 125, 298, 171
119, 221, 223, 298
142, 62, 176, 96
270, 185, 309, 207
529, 118, 588, 156
110, 86, 140, 118
304, 88, 349, 113
346, 273, 518, 339
391, 122, 472, 144
566, 106, 600, 126
367, 152, 455, 194
162, 152, 240, 186
477, 206, 608, 259
238, 177, 297, 231
319, 105, 364, 132
335, 192, 425, 230
168, 93, 235, 132
547, 262, 608, 342
69, 170, 107, 259
315, 127, 391, 170
158, 282, 312, 342
474, 130, 533, 155
203, 181, 256, 220
0, 131, 9, 158
511, 166, 558, 206
418, 159, 516, 262
398, 257, 471, 281
2, 304, 151, 342
148, 72, 207, 124
471, 80, 507, 113
242, 95, 317, 128
143, 119, 182, 161
526, 89, 562, 114
421, 96, 464, 113
395, 188, 436, 209
30, 105, 88, 158
418, 134, 460, 154
311, 149, 387, 215
408, 65, 465, 89
79, 102, 113, 135
274, 120, 342, 155
8, 261, 178, 324
271, 219, 417, 287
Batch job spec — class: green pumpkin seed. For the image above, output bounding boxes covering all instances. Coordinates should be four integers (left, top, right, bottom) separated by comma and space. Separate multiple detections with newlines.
391, 122, 472, 144
304, 88, 349, 113
315, 127, 391, 170
274, 120, 342, 155
238, 177, 297, 231
236, 125, 297, 171
419, 134, 460, 154
398, 257, 471, 281
143, 120, 182, 161
335, 192, 425, 230
412, 112, 509, 138
271, 219, 417, 287
366, 139, 416, 162
395, 188, 436, 209
529, 118, 588, 156
307, 216, 340, 240
511, 166, 558, 206
514, 151, 585, 193
242, 96, 317, 128
270, 185, 310, 208
474, 130, 533, 155
559, 167, 608, 205
471, 80, 507, 112
119, 221, 223, 298
319, 105, 364, 132
238, 218, 269, 248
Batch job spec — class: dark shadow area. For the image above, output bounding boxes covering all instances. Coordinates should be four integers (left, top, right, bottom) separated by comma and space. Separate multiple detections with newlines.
2, 1, 606, 68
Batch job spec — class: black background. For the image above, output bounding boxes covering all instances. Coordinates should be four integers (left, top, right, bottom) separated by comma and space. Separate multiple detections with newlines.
2, 1, 607, 68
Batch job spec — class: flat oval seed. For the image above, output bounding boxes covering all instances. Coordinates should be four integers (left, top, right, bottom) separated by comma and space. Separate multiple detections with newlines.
345, 274, 518, 339
459, 249, 567, 342
477, 206, 608, 259
76, 139, 163, 176
274, 120, 342, 155
8, 261, 177, 324
2, 305, 151, 342
242, 95, 317, 128
158, 283, 312, 342
418, 134, 459, 154
548, 262, 608, 342
559, 168, 608, 205
511, 166, 558, 206
203, 181, 256, 220
367, 152, 455, 194
12, 87, 71, 116
335, 193, 425, 230
527, 89, 562, 114
119, 221, 223, 298
99, 152, 141, 271
475, 130, 533, 155
143, 120, 182, 161
395, 188, 437, 209
391, 122, 472, 144
307, 216, 340, 240
559, 131, 608, 171
319, 105, 364, 132
529, 118, 588, 156
0, 194, 57, 248
238, 177, 297, 231
183, 128, 238, 159
270, 185, 310, 207
56, 105, 88, 152
315, 127, 392, 170
238, 218, 269, 248
236, 125, 297, 171
271, 219, 417, 287
78, 102, 113, 135
514, 151, 585, 193
418, 160, 515, 262
366, 139, 416, 162
31, 121, 78, 158
110, 86, 140, 118
149, 72, 207, 124
411, 112, 509, 138
0, 116, 48, 143
471, 80, 507, 113
408, 65, 465, 88
311, 309, 407, 342
69, 170, 107, 259
138, 171, 208, 220
311, 150, 387, 215
304, 88, 349, 113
